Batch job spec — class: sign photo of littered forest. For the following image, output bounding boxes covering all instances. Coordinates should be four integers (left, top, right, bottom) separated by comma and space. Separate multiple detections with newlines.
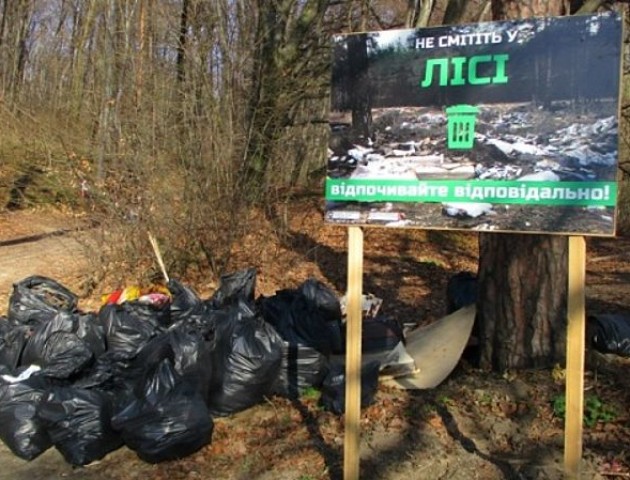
325, 12, 622, 235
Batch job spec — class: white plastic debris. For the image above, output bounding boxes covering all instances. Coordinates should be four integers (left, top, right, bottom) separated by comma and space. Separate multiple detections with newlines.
518, 170, 561, 182
443, 202, 494, 218
1, 365, 42, 383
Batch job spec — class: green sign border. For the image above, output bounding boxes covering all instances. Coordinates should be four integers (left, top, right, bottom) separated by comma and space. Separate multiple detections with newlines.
326, 178, 617, 207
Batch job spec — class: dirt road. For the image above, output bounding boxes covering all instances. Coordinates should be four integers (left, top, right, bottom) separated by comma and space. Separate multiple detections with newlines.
0, 210, 93, 310
0, 233, 89, 294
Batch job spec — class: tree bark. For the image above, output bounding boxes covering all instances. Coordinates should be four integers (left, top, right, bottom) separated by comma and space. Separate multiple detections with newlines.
443, 0, 468, 25
491, 0, 570, 19
0, 0, 34, 99
478, 0, 571, 371
348, 34, 372, 141
406, 0, 435, 28
575, 0, 610, 15
176, 0, 189, 85
478, 234, 568, 370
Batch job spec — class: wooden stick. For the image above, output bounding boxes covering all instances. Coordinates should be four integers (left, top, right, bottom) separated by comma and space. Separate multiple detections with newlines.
344, 226, 364, 480
564, 236, 586, 480
148, 232, 170, 283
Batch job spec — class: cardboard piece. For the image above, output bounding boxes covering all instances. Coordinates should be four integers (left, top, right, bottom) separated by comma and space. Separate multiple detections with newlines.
381, 305, 476, 390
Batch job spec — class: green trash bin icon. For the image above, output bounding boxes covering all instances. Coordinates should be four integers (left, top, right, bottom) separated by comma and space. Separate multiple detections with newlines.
445, 105, 479, 150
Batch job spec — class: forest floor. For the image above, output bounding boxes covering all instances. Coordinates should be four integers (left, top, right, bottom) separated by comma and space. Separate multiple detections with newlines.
0, 197, 629, 480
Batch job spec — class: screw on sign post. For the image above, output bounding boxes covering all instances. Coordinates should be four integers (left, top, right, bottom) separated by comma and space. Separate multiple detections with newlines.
564, 236, 586, 479
344, 226, 363, 480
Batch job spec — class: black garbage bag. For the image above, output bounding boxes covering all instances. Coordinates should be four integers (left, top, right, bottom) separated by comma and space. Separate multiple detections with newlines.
8, 276, 78, 326
167, 280, 225, 342
588, 313, 630, 357
259, 289, 303, 346
111, 358, 213, 463
77, 315, 199, 396
99, 302, 163, 358
259, 289, 299, 341
208, 268, 257, 309
0, 376, 52, 460
270, 342, 329, 399
75, 312, 107, 358
37, 386, 123, 466
340, 314, 405, 355
71, 350, 136, 395
21, 311, 74, 362
446, 271, 478, 314
21, 312, 93, 380
290, 279, 343, 355
168, 279, 202, 322
319, 361, 381, 415
34, 332, 93, 380
167, 327, 214, 390
206, 301, 284, 417
0, 320, 30, 373
299, 278, 343, 323
126, 324, 215, 402
260, 278, 343, 356
114, 297, 171, 329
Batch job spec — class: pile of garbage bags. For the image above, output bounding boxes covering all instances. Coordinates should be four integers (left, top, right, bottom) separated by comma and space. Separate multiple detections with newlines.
0, 272, 386, 466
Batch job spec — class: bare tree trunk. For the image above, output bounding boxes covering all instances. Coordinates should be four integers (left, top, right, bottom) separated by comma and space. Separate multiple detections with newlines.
406, 0, 436, 28
443, 0, 468, 25
135, 0, 146, 108
13, 1, 32, 94
0, 0, 34, 100
477, 0, 571, 372
176, 0, 189, 85
70, 0, 98, 116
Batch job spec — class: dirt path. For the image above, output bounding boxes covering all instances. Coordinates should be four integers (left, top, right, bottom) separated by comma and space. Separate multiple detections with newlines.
0, 233, 89, 294
0, 441, 158, 480
0, 210, 93, 311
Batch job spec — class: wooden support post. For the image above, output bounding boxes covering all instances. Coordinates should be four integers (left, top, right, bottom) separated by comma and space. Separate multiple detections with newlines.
344, 226, 364, 480
564, 235, 586, 479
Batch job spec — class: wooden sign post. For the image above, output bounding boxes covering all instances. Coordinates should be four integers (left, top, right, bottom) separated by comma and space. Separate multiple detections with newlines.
564, 235, 587, 479
344, 226, 364, 480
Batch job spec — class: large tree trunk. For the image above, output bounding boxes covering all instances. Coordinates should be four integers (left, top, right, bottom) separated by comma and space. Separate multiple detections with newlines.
478, 234, 568, 370
477, 0, 571, 371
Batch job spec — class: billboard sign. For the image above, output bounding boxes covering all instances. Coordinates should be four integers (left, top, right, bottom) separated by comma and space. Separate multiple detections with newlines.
325, 13, 622, 235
